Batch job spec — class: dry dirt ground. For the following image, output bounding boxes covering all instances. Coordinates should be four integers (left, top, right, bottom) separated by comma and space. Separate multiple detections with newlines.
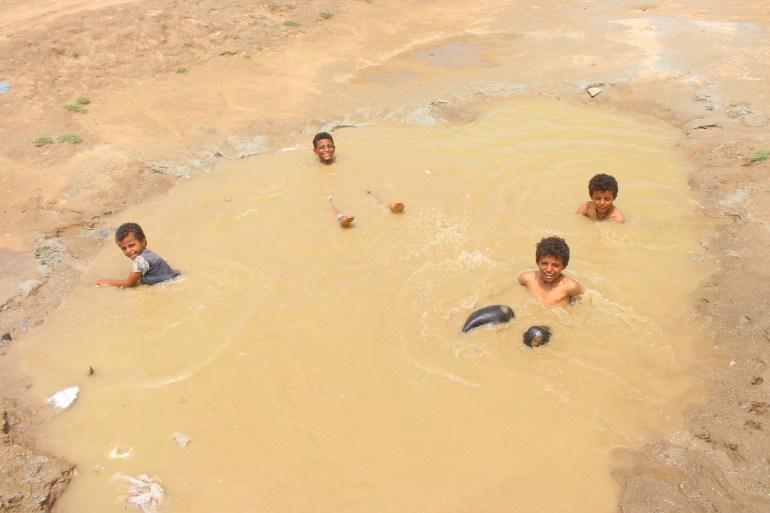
1, 0, 769, 512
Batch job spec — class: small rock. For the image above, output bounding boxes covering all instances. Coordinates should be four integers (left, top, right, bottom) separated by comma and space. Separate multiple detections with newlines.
587, 87, 602, 97
1, 332, 11, 341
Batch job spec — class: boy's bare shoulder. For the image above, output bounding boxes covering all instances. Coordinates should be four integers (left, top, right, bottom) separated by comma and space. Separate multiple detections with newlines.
561, 275, 583, 296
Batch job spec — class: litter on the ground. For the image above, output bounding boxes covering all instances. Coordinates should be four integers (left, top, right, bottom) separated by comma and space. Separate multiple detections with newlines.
172, 431, 191, 448
46, 386, 79, 410
0, 81, 10, 94
114, 473, 165, 513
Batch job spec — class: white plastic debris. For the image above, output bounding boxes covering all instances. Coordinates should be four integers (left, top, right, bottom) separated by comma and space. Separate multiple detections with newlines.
46, 386, 80, 410
107, 444, 134, 460
114, 473, 165, 513
172, 431, 191, 448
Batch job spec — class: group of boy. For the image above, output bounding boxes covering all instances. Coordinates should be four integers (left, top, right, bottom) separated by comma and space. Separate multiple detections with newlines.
96, 132, 626, 311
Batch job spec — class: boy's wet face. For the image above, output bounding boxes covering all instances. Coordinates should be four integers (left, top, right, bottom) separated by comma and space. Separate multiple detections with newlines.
117, 232, 147, 260
590, 189, 616, 215
537, 255, 565, 284
313, 138, 335, 164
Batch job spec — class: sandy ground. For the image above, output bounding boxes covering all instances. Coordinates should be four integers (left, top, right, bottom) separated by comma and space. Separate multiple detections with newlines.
1, 0, 769, 511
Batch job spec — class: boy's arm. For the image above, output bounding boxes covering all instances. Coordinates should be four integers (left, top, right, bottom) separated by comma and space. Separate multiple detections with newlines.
576, 201, 589, 216
518, 271, 533, 286
566, 277, 583, 298
94, 271, 142, 288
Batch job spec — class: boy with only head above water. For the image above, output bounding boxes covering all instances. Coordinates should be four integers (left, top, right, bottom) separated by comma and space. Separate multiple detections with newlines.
312, 131, 336, 165
518, 236, 582, 307
95, 222, 180, 288
576, 173, 625, 223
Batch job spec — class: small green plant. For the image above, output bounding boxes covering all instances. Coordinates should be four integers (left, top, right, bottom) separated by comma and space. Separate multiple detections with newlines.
254, 45, 263, 51
57, 134, 82, 144
283, 20, 300, 27
63, 103, 87, 113
34, 136, 54, 147
320, 11, 333, 19
72, 51, 80, 59
76, 97, 90, 105
285, 3, 295, 9
744, 150, 769, 166
176, 67, 188, 73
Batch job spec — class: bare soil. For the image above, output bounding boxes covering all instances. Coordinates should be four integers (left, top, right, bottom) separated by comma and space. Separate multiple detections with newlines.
1, 1, 769, 511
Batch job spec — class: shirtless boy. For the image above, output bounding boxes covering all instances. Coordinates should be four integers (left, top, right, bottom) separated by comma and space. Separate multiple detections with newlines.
518, 236, 583, 306
95, 222, 180, 288
576, 173, 625, 223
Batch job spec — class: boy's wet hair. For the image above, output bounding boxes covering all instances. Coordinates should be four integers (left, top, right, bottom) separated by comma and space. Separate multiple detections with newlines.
312, 131, 334, 149
588, 173, 619, 196
115, 222, 145, 243
535, 236, 570, 267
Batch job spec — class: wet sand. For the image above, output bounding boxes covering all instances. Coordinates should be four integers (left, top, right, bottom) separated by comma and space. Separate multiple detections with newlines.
1, 1, 769, 511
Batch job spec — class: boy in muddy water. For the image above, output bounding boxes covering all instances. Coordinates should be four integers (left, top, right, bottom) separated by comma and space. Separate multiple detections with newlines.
94, 222, 180, 288
312, 132, 404, 226
576, 173, 625, 223
518, 236, 583, 307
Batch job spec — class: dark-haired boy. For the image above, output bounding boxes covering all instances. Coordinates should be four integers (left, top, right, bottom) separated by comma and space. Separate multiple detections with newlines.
95, 222, 180, 288
312, 131, 336, 165
576, 173, 625, 222
518, 236, 582, 306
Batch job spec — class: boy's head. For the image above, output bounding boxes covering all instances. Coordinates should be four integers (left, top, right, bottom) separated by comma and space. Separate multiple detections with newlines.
115, 222, 147, 260
535, 236, 570, 282
588, 173, 619, 198
312, 132, 335, 164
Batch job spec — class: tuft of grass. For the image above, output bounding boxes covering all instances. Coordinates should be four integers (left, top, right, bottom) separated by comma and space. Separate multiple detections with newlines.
72, 51, 80, 59
176, 67, 188, 73
57, 134, 82, 144
286, 3, 295, 9
320, 11, 333, 19
76, 97, 90, 105
63, 103, 87, 113
254, 45, 263, 51
34, 136, 54, 147
283, 20, 300, 27
744, 149, 770, 166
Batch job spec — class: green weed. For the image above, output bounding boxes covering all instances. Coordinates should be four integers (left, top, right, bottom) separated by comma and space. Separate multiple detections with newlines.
320, 11, 333, 19
745, 150, 770, 166
76, 97, 90, 105
34, 136, 54, 147
72, 51, 80, 58
57, 134, 82, 144
63, 104, 87, 113
283, 20, 300, 27
177, 67, 188, 73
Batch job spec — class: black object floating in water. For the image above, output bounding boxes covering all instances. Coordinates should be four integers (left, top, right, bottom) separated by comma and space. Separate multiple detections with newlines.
523, 326, 552, 347
462, 304, 515, 333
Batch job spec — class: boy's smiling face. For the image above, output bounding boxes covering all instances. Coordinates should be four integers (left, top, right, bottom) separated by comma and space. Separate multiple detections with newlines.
537, 255, 565, 284
313, 138, 335, 164
117, 232, 147, 260
590, 189, 617, 216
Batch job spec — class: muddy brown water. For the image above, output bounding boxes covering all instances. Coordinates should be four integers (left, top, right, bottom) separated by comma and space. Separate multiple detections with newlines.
4, 99, 722, 512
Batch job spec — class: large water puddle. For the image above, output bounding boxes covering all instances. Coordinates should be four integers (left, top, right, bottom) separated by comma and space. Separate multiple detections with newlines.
4, 99, 721, 512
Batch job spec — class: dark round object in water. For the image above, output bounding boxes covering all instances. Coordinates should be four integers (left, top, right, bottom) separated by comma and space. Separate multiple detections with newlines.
523, 326, 552, 348
462, 304, 515, 333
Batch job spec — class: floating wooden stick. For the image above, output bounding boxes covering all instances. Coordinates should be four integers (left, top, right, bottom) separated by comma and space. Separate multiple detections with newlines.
365, 188, 404, 213
328, 196, 354, 227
